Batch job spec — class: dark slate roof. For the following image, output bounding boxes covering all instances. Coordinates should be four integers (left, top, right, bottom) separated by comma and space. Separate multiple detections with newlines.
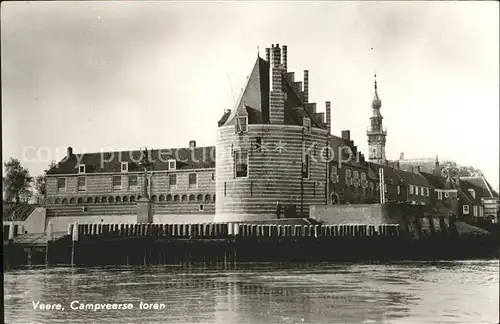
420, 172, 446, 189
460, 176, 498, 198
368, 163, 430, 187
397, 158, 442, 175
221, 56, 327, 130
3, 203, 38, 221
47, 147, 216, 175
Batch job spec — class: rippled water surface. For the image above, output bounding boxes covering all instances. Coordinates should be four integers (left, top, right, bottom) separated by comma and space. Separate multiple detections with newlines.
4, 261, 499, 323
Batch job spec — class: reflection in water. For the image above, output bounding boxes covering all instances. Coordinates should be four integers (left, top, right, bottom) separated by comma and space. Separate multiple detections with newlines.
4, 261, 499, 324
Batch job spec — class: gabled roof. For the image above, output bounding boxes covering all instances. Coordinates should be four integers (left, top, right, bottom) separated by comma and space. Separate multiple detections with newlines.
398, 158, 441, 174
420, 172, 446, 189
368, 163, 430, 187
47, 147, 216, 175
220, 55, 327, 130
460, 176, 498, 198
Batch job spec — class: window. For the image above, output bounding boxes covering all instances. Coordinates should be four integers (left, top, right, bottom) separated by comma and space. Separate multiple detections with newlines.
473, 205, 478, 216
57, 178, 66, 192
346, 169, 352, 178
463, 205, 469, 214
397, 185, 401, 195
77, 177, 86, 192
384, 183, 387, 193
211, 172, 215, 181
168, 159, 176, 171
129, 175, 138, 188
235, 150, 248, 178
236, 116, 248, 133
255, 137, 262, 152
303, 117, 311, 134
353, 171, 359, 179
415, 186, 419, 195
425, 188, 429, 196
112, 175, 122, 190
361, 173, 366, 181
480, 207, 484, 217
409, 185, 414, 194
438, 191, 443, 200
78, 164, 86, 174
189, 173, 197, 189
199, 205, 204, 211
444, 192, 449, 198
370, 182, 374, 190
302, 154, 310, 179
468, 189, 476, 199
169, 174, 177, 187
121, 162, 128, 172
421, 187, 425, 196
331, 166, 338, 183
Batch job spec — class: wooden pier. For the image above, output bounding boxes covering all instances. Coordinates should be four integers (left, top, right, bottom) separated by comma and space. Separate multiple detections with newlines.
4, 220, 498, 268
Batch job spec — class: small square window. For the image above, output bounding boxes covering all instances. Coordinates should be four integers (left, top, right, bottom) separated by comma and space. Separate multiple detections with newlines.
168, 159, 176, 170
128, 175, 138, 188
121, 162, 128, 172
78, 164, 86, 174
199, 205, 204, 211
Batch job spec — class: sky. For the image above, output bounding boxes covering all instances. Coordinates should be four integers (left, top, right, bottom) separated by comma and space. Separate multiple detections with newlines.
2, 1, 499, 190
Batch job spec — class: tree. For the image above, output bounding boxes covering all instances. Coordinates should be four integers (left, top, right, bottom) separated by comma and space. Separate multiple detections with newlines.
34, 160, 56, 204
441, 160, 483, 177
4, 158, 33, 204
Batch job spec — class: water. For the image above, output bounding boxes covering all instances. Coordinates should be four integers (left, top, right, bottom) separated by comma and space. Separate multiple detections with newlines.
4, 261, 499, 324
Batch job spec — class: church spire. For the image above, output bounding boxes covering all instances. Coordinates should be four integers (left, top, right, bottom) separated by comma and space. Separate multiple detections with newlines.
372, 74, 381, 109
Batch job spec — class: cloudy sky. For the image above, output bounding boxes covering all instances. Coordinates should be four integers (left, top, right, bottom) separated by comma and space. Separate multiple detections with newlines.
2, 1, 499, 188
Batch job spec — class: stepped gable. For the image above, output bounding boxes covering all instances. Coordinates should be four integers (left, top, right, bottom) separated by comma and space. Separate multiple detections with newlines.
220, 51, 326, 129
47, 146, 216, 175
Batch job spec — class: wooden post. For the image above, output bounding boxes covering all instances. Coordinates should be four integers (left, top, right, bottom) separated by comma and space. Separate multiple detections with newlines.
46, 221, 54, 265
71, 222, 79, 266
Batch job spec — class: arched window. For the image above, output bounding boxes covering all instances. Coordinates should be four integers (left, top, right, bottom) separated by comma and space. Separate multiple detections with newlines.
174, 195, 180, 202
123, 196, 129, 202
116, 196, 122, 202
213, 194, 216, 202
158, 195, 165, 202
69, 197, 76, 204
204, 194, 211, 202
54, 198, 61, 204
137, 195, 142, 200
87, 197, 93, 203
166, 194, 173, 202
197, 194, 203, 201
77, 197, 83, 204
94, 197, 100, 203
189, 194, 196, 201
102, 196, 108, 203
108, 196, 114, 203
130, 196, 135, 202
181, 195, 188, 202
151, 195, 158, 202
62, 198, 68, 204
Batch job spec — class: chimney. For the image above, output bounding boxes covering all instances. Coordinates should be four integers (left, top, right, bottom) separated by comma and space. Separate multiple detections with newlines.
325, 101, 331, 134
303, 70, 309, 103
189, 140, 196, 149
281, 45, 287, 71
265, 47, 270, 62
269, 43, 285, 124
341, 130, 350, 141
67, 147, 73, 157
400, 152, 404, 160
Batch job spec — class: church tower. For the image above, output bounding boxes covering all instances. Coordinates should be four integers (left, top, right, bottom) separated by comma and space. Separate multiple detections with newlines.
367, 74, 387, 164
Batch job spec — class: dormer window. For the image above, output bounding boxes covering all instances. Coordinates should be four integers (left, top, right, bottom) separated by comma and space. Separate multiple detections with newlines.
168, 159, 176, 171
303, 117, 311, 134
236, 116, 248, 133
78, 164, 86, 174
121, 162, 128, 173
468, 189, 476, 199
